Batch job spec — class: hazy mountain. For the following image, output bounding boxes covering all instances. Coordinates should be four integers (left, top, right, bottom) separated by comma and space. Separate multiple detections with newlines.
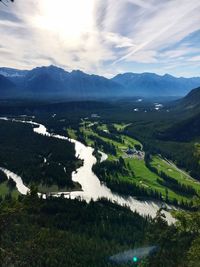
0, 74, 16, 97
0, 67, 27, 77
112, 72, 200, 97
1, 66, 200, 99
0, 65, 123, 99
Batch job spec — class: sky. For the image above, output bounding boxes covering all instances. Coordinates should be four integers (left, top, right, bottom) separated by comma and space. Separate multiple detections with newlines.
0, 0, 200, 78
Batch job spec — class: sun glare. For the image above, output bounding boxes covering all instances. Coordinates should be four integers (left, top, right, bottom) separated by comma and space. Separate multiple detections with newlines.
34, 0, 94, 39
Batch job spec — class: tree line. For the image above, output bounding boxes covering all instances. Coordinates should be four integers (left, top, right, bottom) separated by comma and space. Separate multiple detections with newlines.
0, 190, 199, 267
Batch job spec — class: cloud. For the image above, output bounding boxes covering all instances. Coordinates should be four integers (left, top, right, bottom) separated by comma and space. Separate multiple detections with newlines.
126, 0, 153, 9
0, 0, 200, 77
189, 56, 200, 62
112, 0, 200, 63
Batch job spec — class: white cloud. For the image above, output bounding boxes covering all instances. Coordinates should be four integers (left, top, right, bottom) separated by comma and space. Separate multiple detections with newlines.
113, 0, 200, 63
126, 0, 153, 9
0, 0, 200, 77
125, 50, 158, 63
189, 56, 200, 62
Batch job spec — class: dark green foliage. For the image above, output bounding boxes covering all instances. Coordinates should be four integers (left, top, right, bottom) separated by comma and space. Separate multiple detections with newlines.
0, 170, 7, 183
93, 126, 122, 143
0, 194, 199, 267
157, 111, 200, 142
157, 172, 197, 197
135, 144, 142, 151
92, 147, 102, 163
90, 135, 117, 155
0, 195, 151, 267
92, 160, 162, 201
145, 154, 198, 198
0, 120, 81, 189
92, 157, 128, 179
7, 178, 16, 190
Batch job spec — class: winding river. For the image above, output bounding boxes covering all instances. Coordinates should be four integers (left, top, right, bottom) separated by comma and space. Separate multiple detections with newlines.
0, 117, 175, 223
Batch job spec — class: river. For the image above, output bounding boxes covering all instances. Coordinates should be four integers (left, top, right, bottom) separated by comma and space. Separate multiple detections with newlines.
0, 117, 175, 223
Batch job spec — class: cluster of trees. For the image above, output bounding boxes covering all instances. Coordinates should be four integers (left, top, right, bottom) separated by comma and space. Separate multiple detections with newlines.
145, 154, 198, 198
92, 156, 128, 178
75, 128, 87, 145
0, 120, 82, 190
158, 173, 197, 196
89, 135, 117, 155
7, 178, 16, 190
0, 194, 149, 267
0, 170, 7, 183
92, 155, 194, 209
0, 169, 17, 195
92, 158, 164, 201
104, 178, 163, 200
0, 191, 199, 267
92, 147, 102, 163
92, 126, 122, 143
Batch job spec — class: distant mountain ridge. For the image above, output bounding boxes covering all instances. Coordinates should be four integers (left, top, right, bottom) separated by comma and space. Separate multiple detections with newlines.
112, 72, 200, 97
0, 65, 200, 99
0, 65, 123, 99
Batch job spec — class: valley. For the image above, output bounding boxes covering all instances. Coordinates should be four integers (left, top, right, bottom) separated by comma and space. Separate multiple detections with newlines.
0, 102, 199, 210
0, 97, 200, 267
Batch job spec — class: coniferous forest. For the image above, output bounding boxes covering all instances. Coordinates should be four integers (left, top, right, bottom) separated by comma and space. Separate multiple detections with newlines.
0, 191, 200, 267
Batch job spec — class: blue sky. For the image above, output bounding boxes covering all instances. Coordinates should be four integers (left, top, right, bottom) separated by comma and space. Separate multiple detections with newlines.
0, 0, 200, 77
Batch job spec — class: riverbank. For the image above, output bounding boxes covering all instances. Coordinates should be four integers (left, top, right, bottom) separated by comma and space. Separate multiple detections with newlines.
0, 117, 176, 223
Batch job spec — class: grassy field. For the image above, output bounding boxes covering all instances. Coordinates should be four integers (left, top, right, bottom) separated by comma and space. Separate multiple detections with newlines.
113, 123, 132, 131
67, 128, 77, 139
151, 155, 200, 192
68, 120, 199, 203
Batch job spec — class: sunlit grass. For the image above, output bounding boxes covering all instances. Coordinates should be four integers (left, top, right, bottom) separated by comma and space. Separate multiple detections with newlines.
68, 121, 199, 202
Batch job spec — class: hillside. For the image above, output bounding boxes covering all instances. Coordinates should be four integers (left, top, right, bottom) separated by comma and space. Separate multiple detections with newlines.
174, 87, 200, 113
159, 87, 200, 141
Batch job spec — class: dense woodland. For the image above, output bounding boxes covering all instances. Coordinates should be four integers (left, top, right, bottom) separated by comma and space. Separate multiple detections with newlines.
0, 120, 82, 190
0, 191, 199, 267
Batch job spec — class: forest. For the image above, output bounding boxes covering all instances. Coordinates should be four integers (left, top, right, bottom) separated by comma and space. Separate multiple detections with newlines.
0, 120, 82, 191
0, 191, 199, 267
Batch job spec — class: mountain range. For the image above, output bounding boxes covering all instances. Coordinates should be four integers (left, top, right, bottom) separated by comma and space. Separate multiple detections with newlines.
0, 65, 200, 99
112, 72, 200, 97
